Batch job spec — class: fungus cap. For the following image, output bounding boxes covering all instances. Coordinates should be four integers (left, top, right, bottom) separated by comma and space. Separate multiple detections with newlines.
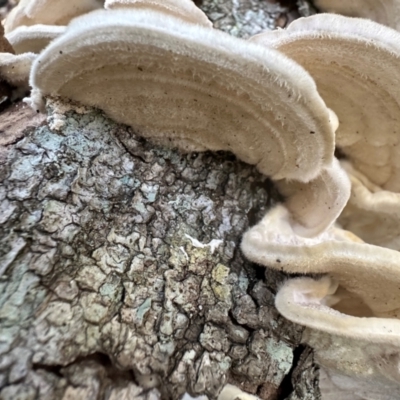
277, 276, 400, 399
29, 9, 336, 183
242, 204, 400, 318
276, 275, 400, 345
4, 0, 103, 33
217, 385, 259, 400
0, 52, 36, 86
314, 0, 400, 30
276, 158, 350, 237
104, 0, 212, 27
28, 9, 348, 236
6, 25, 66, 54
339, 161, 400, 250
251, 14, 400, 192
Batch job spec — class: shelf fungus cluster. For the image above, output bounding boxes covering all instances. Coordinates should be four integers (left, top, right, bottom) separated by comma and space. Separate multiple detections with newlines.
251, 13, 400, 250
242, 11, 400, 400
28, 6, 350, 239
0, 0, 103, 98
3, 0, 103, 33
3, 0, 400, 398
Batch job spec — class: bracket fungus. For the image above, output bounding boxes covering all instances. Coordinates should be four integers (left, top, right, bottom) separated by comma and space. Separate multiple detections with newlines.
338, 161, 400, 250
5, 24, 66, 54
104, 0, 212, 27
277, 276, 400, 400
251, 14, 400, 192
275, 158, 350, 237
0, 52, 36, 87
4, 0, 104, 34
314, 0, 400, 30
28, 8, 349, 236
241, 204, 400, 398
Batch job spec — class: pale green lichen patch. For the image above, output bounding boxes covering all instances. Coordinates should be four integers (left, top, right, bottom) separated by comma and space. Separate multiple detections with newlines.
265, 337, 293, 385
211, 263, 230, 284
211, 264, 232, 303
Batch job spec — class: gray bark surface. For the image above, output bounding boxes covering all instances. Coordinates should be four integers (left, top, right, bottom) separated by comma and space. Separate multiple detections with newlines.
0, 1, 320, 399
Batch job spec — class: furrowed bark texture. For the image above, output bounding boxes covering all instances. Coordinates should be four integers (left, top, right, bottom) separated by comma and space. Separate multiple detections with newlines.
0, 1, 320, 400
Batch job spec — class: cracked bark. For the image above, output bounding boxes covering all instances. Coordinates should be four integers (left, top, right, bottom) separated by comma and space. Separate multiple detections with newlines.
0, 1, 320, 399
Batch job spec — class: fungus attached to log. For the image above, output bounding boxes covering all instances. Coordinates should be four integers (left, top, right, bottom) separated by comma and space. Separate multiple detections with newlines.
28, 8, 349, 236
251, 14, 400, 192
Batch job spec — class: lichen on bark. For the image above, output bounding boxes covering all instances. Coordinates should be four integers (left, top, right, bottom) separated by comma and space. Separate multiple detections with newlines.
0, 98, 319, 399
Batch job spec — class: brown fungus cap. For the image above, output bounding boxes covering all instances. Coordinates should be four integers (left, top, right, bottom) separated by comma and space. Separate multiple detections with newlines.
251, 14, 400, 192
28, 9, 348, 236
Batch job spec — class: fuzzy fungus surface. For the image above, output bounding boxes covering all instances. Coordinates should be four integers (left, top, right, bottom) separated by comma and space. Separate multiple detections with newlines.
5, 24, 66, 54
105, 0, 212, 27
338, 161, 400, 250
241, 201, 400, 399
4, 0, 103, 33
252, 14, 400, 192
314, 0, 400, 30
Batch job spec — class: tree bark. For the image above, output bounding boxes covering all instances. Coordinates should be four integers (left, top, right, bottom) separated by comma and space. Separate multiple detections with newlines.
0, 1, 320, 400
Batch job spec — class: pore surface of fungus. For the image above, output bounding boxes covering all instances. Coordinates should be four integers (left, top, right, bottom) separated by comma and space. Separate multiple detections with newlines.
29, 8, 350, 236
104, 0, 212, 27
0, 23, 15, 54
251, 14, 400, 192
